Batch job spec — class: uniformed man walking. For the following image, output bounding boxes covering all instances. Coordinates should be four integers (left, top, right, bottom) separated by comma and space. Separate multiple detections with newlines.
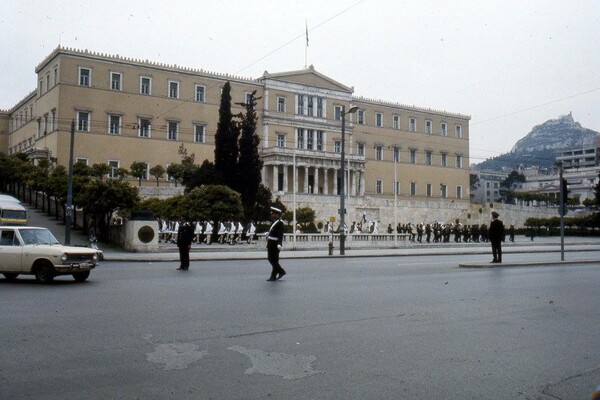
266, 207, 286, 281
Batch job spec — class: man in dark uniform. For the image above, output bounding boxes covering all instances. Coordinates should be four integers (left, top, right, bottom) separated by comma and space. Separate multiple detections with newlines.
176, 215, 194, 270
266, 207, 286, 281
488, 211, 505, 263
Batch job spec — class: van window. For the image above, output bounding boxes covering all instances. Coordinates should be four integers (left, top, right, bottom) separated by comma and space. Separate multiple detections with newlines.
2, 210, 27, 220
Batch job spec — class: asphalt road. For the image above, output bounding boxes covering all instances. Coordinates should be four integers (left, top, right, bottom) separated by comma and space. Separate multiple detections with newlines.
1, 252, 600, 400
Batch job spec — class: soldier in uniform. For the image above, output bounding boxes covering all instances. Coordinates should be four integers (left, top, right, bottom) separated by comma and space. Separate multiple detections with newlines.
266, 207, 286, 281
176, 215, 194, 270
489, 211, 505, 263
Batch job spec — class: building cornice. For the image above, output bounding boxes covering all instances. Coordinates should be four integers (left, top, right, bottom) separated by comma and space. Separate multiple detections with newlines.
353, 95, 471, 121
36, 46, 261, 87
5, 90, 37, 114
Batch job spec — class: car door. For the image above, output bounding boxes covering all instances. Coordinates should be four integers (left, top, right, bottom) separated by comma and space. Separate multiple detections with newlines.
0, 228, 24, 272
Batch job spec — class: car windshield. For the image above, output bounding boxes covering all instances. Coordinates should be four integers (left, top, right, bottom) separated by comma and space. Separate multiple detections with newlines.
19, 228, 60, 245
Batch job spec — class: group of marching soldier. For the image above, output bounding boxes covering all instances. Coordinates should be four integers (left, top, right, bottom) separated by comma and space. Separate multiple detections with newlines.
158, 218, 256, 245
384, 221, 515, 244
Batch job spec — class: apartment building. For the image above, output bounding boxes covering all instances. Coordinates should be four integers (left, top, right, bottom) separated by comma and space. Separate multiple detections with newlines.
1, 46, 470, 207
556, 137, 600, 170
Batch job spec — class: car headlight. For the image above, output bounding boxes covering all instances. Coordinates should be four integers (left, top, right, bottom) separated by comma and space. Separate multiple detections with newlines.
61, 254, 68, 262
93, 253, 98, 261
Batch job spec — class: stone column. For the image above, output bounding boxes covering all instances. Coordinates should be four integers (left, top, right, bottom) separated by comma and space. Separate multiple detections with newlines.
314, 166, 319, 194
272, 164, 278, 192
293, 164, 298, 194
333, 169, 338, 195
283, 163, 289, 194
360, 171, 366, 196
303, 166, 309, 193
263, 124, 269, 148
323, 168, 329, 195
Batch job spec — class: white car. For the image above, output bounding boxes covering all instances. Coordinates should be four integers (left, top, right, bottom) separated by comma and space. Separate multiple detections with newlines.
0, 226, 99, 283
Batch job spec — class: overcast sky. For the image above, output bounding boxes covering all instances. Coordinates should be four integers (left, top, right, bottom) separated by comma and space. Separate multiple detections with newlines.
2, 0, 599, 163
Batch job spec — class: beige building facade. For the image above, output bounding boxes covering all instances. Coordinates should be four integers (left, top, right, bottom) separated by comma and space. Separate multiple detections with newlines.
1, 46, 471, 221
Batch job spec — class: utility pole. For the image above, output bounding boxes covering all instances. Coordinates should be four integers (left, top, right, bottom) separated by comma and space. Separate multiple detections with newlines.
65, 120, 75, 244
558, 162, 565, 261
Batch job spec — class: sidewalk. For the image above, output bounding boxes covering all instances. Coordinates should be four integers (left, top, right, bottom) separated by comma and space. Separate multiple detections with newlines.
20, 201, 600, 263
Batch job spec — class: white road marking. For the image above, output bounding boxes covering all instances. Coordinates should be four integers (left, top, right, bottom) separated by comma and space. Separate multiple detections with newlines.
146, 342, 208, 370
228, 345, 322, 380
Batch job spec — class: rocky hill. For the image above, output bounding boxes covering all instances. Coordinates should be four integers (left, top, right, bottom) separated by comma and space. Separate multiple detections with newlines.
475, 113, 599, 170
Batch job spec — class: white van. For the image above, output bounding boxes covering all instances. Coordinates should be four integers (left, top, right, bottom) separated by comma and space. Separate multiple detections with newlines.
0, 194, 20, 203
0, 200, 27, 225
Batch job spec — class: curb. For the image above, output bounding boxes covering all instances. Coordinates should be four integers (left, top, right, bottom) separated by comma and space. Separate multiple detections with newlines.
459, 259, 600, 268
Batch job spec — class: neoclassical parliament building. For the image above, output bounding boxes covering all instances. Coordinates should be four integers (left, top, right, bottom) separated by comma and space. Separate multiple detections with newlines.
1, 47, 471, 221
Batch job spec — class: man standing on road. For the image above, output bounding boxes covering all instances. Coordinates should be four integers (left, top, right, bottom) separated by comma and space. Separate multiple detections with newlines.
266, 207, 286, 281
489, 211, 505, 263
176, 215, 194, 270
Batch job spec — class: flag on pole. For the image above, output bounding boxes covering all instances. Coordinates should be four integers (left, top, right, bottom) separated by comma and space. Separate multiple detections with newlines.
305, 21, 309, 47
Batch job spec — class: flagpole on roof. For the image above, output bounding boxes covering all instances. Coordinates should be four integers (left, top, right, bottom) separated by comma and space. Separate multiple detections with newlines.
304, 20, 309, 69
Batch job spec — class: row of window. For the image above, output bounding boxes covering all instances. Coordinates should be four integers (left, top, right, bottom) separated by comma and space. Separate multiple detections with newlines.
78, 67, 208, 102
283, 94, 464, 137
38, 65, 59, 96
280, 130, 463, 168
373, 145, 463, 168
75, 111, 206, 143
337, 106, 462, 137
374, 181, 463, 199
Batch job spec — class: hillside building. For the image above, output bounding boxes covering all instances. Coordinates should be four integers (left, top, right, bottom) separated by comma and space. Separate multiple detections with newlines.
470, 169, 509, 205
556, 137, 600, 170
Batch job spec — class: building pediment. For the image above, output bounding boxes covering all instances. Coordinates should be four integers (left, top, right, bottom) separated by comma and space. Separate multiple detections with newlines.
260, 65, 353, 94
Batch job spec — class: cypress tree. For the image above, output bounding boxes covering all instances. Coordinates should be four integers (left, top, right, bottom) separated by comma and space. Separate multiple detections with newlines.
214, 81, 239, 188
237, 91, 263, 221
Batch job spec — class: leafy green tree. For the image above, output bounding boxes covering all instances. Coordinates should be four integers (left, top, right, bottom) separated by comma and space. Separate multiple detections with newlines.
0, 153, 9, 191
114, 167, 129, 180
149, 165, 166, 187
166, 163, 183, 187
8, 154, 28, 198
45, 165, 67, 215
130, 161, 147, 187
583, 197, 597, 207
182, 185, 243, 223
237, 90, 263, 221
183, 159, 217, 191
24, 159, 51, 208
79, 179, 140, 241
282, 207, 315, 230
138, 198, 165, 218
214, 81, 239, 188
501, 171, 526, 188
160, 195, 186, 220
251, 184, 273, 223
91, 163, 111, 180
296, 207, 316, 228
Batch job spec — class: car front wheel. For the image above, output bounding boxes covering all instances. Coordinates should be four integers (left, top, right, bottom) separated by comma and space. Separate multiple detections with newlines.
72, 271, 90, 282
2, 273, 19, 281
35, 263, 55, 283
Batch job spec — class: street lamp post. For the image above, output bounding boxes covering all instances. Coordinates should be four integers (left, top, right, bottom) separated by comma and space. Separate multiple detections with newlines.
340, 105, 358, 255
394, 151, 398, 247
